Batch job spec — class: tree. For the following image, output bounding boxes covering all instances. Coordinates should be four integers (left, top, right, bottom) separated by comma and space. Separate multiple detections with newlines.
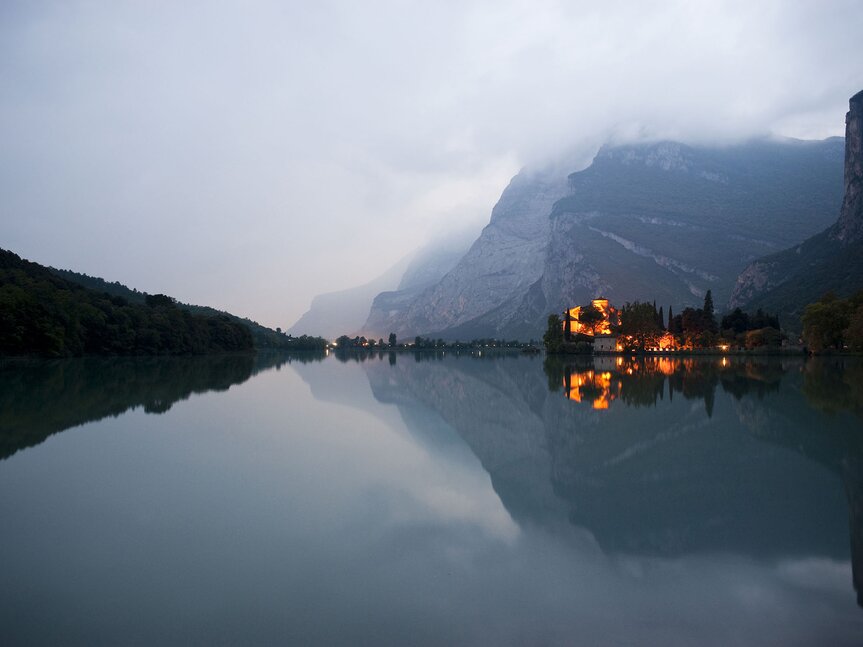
388, 332, 397, 347
702, 290, 717, 333
145, 293, 176, 308
745, 327, 782, 349
543, 314, 564, 352
802, 293, 853, 352
619, 302, 661, 350
844, 305, 863, 351
721, 307, 750, 334
577, 304, 605, 336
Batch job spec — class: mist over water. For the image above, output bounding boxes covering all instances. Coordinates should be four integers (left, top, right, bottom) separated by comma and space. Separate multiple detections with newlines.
1, 353, 861, 644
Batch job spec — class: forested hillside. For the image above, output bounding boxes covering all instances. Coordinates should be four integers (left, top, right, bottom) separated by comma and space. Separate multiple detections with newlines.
1, 249, 253, 357
50, 264, 325, 351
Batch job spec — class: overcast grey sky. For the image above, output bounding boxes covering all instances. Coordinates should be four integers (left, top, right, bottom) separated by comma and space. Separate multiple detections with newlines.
1, 1, 862, 328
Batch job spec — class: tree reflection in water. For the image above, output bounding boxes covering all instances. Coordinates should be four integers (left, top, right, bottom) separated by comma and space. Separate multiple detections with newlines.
0, 351, 325, 460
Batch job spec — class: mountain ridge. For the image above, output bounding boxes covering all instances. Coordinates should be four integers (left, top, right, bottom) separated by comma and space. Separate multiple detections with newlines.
371, 136, 844, 340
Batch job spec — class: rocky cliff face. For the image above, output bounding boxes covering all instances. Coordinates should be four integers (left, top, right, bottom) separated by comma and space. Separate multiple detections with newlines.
364, 167, 571, 339
729, 90, 863, 326
833, 89, 863, 244
374, 137, 844, 340
361, 228, 477, 338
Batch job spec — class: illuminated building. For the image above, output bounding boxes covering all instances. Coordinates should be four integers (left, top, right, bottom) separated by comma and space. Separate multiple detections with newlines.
563, 298, 620, 337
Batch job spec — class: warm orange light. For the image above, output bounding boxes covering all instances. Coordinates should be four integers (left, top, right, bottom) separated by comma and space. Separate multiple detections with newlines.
592, 397, 610, 410
564, 368, 615, 410
563, 298, 619, 337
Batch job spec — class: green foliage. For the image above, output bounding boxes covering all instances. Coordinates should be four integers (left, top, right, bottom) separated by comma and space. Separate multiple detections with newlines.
0, 249, 253, 357
48, 261, 317, 351
802, 292, 857, 352
846, 307, 863, 351
388, 332, 397, 347
543, 314, 564, 352
738, 234, 863, 333
702, 290, 717, 333
744, 327, 782, 349
619, 302, 661, 350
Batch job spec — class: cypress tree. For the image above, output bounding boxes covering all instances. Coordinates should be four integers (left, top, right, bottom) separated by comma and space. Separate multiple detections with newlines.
658, 306, 665, 330
668, 305, 674, 330
703, 290, 717, 333
703, 290, 714, 317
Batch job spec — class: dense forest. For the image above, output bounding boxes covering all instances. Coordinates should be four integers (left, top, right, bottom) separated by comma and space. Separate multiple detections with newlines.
0, 249, 257, 357
50, 265, 326, 351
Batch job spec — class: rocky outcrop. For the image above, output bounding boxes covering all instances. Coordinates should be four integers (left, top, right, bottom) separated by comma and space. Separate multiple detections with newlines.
729, 90, 863, 327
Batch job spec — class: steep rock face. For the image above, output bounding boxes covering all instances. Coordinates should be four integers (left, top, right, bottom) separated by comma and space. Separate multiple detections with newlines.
833, 89, 863, 244
542, 139, 846, 321
371, 168, 571, 339
730, 90, 863, 328
361, 229, 476, 338
382, 137, 842, 340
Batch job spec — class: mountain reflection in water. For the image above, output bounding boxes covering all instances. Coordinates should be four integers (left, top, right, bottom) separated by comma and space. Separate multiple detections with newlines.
353, 353, 863, 606
0, 351, 324, 460
2, 351, 862, 643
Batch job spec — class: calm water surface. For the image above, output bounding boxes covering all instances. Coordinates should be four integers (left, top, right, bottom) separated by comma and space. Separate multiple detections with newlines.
1, 352, 862, 645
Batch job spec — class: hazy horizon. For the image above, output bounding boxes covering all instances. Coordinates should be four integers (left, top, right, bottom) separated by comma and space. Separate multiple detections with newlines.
2, 1, 862, 329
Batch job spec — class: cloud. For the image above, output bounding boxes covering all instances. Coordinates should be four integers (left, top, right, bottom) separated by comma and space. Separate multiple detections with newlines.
1, 1, 862, 326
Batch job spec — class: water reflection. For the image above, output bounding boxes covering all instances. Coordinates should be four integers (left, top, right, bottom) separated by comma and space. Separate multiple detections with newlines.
0, 351, 323, 460
357, 354, 863, 606
3, 352, 861, 642
544, 355, 790, 415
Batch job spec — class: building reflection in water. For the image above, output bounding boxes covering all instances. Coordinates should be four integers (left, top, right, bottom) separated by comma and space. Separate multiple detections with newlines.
360, 353, 863, 606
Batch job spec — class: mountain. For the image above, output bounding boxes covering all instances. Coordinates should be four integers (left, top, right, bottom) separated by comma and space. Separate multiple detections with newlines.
367, 167, 571, 340
50, 265, 314, 350
1, 249, 254, 356
377, 138, 844, 340
730, 90, 863, 329
287, 255, 410, 340
291, 227, 477, 340
360, 227, 480, 338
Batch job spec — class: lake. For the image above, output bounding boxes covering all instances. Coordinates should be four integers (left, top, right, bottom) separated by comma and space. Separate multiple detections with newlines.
1, 352, 862, 645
